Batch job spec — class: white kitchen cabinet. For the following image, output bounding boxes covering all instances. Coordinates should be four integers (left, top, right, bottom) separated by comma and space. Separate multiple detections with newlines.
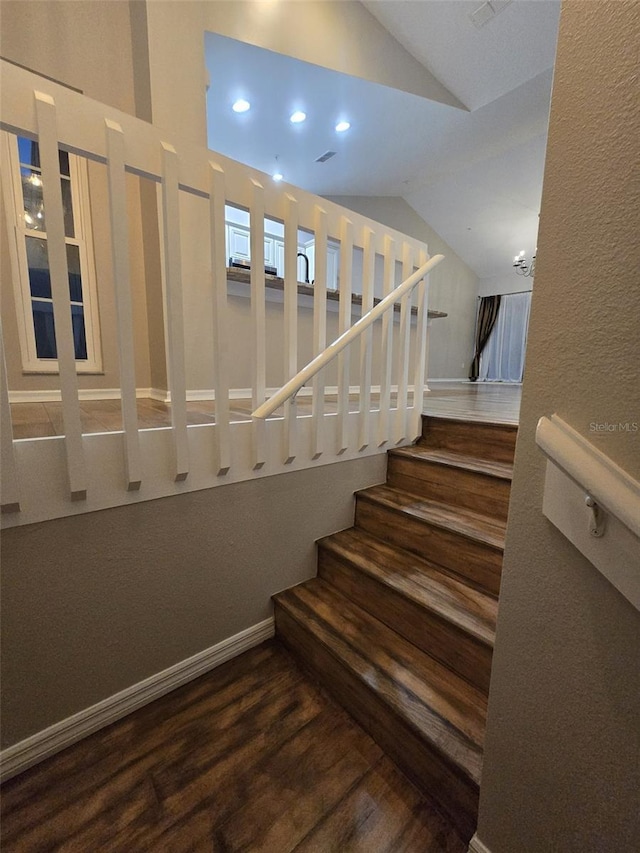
264, 236, 276, 267
227, 224, 250, 261
304, 242, 339, 289
275, 241, 285, 277
225, 218, 340, 288
327, 243, 340, 290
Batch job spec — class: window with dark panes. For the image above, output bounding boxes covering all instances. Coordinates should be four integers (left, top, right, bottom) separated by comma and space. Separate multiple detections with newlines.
2, 133, 101, 372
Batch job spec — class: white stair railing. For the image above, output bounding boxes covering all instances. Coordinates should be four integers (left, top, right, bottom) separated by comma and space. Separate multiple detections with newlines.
252, 253, 445, 422
0, 58, 441, 527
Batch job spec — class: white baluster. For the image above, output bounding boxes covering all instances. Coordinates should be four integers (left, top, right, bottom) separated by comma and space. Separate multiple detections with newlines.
250, 178, 266, 469
358, 226, 375, 451
337, 216, 353, 454
105, 119, 142, 491
283, 193, 298, 464
0, 319, 20, 512
311, 205, 328, 459
396, 242, 413, 444
411, 248, 430, 438
35, 91, 87, 500
160, 141, 189, 481
209, 161, 231, 475
378, 235, 395, 446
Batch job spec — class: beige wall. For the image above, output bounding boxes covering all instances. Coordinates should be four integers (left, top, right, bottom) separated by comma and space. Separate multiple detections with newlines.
0, 0, 137, 113
327, 196, 478, 379
477, 3, 640, 851
0, 455, 386, 746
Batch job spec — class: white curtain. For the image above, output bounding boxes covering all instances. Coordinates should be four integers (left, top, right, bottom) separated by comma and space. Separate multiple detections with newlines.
479, 291, 532, 382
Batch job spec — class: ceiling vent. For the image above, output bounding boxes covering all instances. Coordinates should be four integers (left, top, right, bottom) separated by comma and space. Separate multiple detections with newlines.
315, 150, 337, 163
469, 0, 512, 29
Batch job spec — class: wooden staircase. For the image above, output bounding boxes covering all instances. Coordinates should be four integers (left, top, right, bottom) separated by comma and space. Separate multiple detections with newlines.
273, 415, 517, 842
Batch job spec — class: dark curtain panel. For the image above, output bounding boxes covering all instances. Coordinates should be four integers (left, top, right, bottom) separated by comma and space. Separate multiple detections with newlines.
469, 294, 501, 381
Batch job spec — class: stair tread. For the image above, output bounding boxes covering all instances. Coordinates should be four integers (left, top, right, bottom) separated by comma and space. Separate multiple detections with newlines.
318, 528, 497, 646
357, 485, 507, 551
390, 446, 513, 481
274, 578, 486, 784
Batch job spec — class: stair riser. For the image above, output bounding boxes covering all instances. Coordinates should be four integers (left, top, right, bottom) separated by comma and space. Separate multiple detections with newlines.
421, 419, 517, 464
318, 548, 493, 694
387, 456, 511, 521
355, 498, 502, 596
275, 605, 479, 842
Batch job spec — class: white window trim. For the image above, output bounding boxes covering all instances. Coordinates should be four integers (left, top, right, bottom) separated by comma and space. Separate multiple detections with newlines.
1, 131, 102, 374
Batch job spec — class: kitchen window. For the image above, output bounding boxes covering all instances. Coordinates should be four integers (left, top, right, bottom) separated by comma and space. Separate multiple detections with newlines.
1, 132, 102, 373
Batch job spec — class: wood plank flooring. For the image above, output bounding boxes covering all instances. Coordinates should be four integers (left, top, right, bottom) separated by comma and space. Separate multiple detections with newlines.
0, 640, 466, 853
8, 382, 521, 439
422, 383, 520, 425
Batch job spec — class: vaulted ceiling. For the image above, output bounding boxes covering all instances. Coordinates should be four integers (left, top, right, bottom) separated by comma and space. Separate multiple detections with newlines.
205, 0, 561, 281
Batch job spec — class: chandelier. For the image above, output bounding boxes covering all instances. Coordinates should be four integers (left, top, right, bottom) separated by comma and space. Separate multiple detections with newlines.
513, 250, 536, 277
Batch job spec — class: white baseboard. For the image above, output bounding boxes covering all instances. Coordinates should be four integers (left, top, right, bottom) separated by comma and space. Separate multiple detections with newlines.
148, 386, 169, 402
468, 834, 492, 853
0, 617, 275, 783
427, 378, 472, 383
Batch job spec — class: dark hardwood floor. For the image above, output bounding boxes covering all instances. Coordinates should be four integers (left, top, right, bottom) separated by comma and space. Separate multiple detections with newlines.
0, 640, 466, 852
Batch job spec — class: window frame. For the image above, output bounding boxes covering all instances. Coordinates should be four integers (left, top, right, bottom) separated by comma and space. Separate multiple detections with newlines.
1, 131, 102, 374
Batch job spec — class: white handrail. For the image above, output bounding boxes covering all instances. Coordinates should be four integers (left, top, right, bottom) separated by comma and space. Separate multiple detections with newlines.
252, 254, 445, 420
536, 414, 640, 537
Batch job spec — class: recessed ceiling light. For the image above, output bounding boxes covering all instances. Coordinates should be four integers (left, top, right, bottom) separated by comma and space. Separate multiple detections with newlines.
232, 99, 251, 113
335, 121, 351, 133
290, 111, 306, 124
272, 172, 284, 182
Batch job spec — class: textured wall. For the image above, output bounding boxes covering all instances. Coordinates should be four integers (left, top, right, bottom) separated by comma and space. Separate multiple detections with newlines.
477, 3, 640, 851
327, 196, 478, 379
0, 1, 137, 113
0, 455, 386, 747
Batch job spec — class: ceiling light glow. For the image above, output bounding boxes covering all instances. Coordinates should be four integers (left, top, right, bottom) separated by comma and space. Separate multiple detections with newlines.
335, 121, 351, 133
290, 111, 306, 124
272, 172, 284, 182
232, 99, 251, 113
